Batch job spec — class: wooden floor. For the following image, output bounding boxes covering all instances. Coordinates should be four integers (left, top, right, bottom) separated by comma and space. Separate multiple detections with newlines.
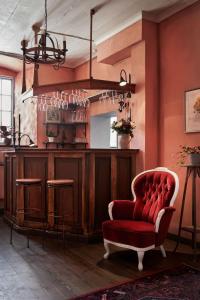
0, 218, 199, 300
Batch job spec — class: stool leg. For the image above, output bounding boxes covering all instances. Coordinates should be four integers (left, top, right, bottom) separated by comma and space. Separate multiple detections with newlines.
27, 233, 30, 248
26, 189, 30, 248
10, 223, 13, 245
40, 183, 46, 249
56, 218, 59, 243
62, 215, 65, 249
42, 220, 47, 249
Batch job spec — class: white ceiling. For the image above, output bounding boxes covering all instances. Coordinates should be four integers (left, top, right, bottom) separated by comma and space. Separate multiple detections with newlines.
0, 0, 197, 71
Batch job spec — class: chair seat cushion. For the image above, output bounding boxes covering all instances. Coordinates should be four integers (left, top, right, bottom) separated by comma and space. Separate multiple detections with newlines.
102, 220, 155, 248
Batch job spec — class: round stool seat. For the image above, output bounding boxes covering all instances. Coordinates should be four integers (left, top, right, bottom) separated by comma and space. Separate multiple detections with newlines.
16, 178, 42, 185
47, 179, 74, 187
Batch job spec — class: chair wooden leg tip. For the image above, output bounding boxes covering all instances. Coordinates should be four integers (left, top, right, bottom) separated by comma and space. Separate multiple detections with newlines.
138, 263, 143, 271
104, 253, 109, 259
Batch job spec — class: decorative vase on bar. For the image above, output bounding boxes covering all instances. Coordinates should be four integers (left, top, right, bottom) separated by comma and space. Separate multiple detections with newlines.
118, 134, 131, 149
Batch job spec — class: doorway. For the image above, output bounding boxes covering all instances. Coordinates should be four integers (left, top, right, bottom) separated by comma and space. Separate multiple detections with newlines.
90, 112, 117, 148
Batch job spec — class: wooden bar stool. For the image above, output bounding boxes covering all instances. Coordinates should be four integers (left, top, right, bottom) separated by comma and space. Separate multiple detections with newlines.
47, 179, 74, 248
10, 178, 43, 248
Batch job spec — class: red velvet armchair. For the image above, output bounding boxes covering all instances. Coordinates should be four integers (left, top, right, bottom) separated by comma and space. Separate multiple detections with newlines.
102, 167, 179, 271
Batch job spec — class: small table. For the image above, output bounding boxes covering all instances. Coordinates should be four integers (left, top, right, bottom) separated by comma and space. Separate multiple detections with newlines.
174, 165, 200, 259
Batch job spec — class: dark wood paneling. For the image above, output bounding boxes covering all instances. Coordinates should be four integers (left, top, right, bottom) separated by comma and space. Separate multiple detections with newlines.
0, 147, 12, 209
4, 157, 11, 214
94, 156, 111, 230
24, 157, 48, 221
11, 157, 16, 217
116, 156, 133, 200
4, 149, 138, 239
55, 157, 82, 232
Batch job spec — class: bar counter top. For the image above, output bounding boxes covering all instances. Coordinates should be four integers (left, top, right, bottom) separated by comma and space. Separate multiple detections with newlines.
4, 147, 139, 153
4, 147, 138, 240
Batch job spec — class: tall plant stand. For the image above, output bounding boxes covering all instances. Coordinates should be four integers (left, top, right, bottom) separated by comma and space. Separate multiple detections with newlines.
174, 165, 200, 260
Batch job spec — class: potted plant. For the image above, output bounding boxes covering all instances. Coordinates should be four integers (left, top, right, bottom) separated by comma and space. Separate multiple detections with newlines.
111, 118, 136, 149
177, 145, 200, 166
47, 131, 57, 143
0, 126, 11, 145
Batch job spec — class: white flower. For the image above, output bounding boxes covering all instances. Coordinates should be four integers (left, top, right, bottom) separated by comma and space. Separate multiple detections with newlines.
115, 121, 122, 128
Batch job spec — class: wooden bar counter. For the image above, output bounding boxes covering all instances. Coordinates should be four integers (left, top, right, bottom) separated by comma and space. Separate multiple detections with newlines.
4, 148, 138, 240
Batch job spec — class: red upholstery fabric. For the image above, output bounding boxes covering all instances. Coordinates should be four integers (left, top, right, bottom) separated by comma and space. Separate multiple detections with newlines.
103, 220, 155, 248
133, 171, 175, 224
111, 200, 135, 220
155, 207, 175, 246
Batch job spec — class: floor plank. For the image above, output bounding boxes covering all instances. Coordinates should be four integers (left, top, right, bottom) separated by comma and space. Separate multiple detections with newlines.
0, 218, 199, 299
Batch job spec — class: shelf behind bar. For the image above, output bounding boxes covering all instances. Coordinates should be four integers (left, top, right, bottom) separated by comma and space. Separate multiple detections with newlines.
43, 141, 88, 145
44, 122, 87, 126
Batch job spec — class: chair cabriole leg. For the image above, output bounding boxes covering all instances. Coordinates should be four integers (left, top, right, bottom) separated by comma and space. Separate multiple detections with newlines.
103, 240, 110, 259
160, 245, 167, 257
137, 251, 144, 271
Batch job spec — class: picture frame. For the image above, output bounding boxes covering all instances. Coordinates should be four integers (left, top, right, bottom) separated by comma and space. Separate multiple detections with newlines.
46, 106, 61, 123
185, 88, 200, 133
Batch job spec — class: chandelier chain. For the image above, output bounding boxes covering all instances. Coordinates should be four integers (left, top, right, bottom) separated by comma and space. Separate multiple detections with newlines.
45, 0, 47, 32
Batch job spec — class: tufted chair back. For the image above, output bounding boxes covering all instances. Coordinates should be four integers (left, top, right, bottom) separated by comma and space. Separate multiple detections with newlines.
131, 168, 176, 224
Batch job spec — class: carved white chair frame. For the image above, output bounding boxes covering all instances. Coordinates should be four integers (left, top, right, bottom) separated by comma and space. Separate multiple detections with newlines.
103, 167, 179, 271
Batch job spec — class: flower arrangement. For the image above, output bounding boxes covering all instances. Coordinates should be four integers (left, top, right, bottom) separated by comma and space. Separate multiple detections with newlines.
177, 145, 200, 165
47, 130, 57, 137
111, 118, 136, 138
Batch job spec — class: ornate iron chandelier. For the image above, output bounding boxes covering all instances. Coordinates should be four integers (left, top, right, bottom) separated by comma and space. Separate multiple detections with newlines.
21, 0, 67, 69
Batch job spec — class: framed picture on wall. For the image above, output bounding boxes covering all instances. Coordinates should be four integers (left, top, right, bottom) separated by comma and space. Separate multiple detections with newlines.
46, 106, 61, 123
185, 88, 200, 133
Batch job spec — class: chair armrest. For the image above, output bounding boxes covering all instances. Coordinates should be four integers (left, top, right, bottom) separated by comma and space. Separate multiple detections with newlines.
155, 207, 175, 232
155, 207, 175, 245
108, 200, 135, 220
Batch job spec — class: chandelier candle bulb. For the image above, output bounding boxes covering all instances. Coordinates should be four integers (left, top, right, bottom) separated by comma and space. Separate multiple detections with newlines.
63, 36, 66, 49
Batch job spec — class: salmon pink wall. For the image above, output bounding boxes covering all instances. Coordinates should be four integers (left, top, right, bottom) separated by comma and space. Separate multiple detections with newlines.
0, 67, 17, 78
38, 65, 75, 85
75, 53, 146, 171
143, 21, 159, 169
97, 20, 142, 64
75, 19, 159, 172
159, 2, 200, 237
75, 57, 136, 154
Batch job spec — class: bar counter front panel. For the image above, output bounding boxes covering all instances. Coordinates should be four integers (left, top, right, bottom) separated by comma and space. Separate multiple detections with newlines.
4, 148, 138, 240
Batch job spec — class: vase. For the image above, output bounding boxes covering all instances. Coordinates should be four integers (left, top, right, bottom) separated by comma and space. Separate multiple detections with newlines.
48, 137, 55, 143
189, 153, 200, 165
118, 134, 131, 149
